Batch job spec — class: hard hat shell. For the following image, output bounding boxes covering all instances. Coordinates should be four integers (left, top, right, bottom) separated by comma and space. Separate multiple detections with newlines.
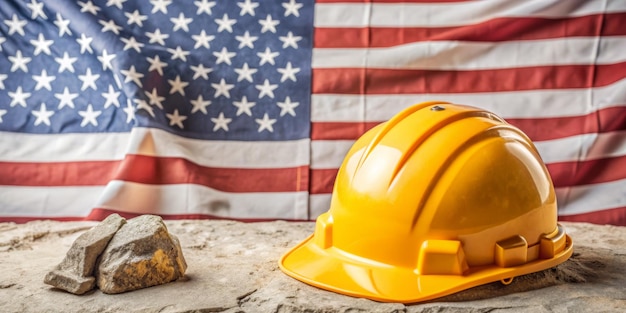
280, 101, 573, 303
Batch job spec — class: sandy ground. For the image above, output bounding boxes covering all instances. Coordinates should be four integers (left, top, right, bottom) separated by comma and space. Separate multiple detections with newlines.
0, 220, 624, 312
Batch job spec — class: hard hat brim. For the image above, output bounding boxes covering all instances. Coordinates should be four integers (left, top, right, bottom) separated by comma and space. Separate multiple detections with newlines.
279, 233, 573, 303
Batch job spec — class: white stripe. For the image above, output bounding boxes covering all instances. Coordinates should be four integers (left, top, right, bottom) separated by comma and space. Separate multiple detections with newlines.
3, 131, 130, 162
311, 78, 626, 121
311, 140, 353, 169
311, 131, 626, 169
315, 0, 625, 27
309, 194, 332, 219
556, 179, 626, 216
96, 181, 310, 220
312, 37, 626, 70
535, 131, 626, 163
0, 183, 309, 219
1, 127, 310, 168
310, 185, 625, 219
0, 186, 106, 217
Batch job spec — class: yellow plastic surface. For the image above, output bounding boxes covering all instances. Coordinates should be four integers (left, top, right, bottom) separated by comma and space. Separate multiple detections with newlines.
279, 102, 573, 303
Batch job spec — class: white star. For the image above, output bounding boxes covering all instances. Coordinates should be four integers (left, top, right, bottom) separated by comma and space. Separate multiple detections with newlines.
237, 0, 259, 16
120, 65, 144, 87
55, 53, 77, 73
0, 110, 6, 123
282, 0, 303, 17
9, 87, 31, 108
145, 88, 164, 109
257, 47, 279, 66
78, 104, 102, 127
54, 13, 72, 36
233, 96, 255, 116
125, 10, 147, 27
78, 68, 100, 91
0, 74, 6, 89
106, 0, 126, 9
150, 0, 171, 14
235, 31, 258, 49
123, 99, 136, 123
78, 0, 101, 15
147, 55, 167, 75
134, 98, 154, 117
259, 15, 279, 33
33, 70, 55, 91
167, 46, 190, 61
192, 30, 215, 49
277, 96, 299, 117
31, 103, 54, 126
101, 85, 121, 109
4, 15, 28, 36
146, 28, 169, 45
0, 37, 5, 51
215, 14, 236, 33
195, 0, 216, 15
99, 19, 122, 35
277, 62, 300, 82
190, 64, 213, 80
166, 109, 187, 129
30, 33, 54, 55
279, 31, 302, 49
77, 34, 93, 54
255, 113, 276, 132
213, 47, 236, 65
53, 87, 77, 109
9, 50, 32, 73
234, 63, 257, 82
211, 79, 234, 98
211, 112, 232, 131
190, 95, 211, 114
168, 75, 189, 95
121, 36, 144, 53
170, 13, 192, 32
255, 79, 278, 99
97, 49, 116, 71
27, 0, 47, 20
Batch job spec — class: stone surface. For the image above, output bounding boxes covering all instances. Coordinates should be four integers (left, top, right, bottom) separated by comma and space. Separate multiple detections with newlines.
43, 214, 126, 294
0, 220, 624, 312
96, 215, 187, 294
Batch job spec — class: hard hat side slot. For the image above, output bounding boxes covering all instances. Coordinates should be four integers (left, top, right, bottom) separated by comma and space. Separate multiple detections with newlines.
539, 224, 567, 259
495, 235, 528, 267
417, 240, 469, 275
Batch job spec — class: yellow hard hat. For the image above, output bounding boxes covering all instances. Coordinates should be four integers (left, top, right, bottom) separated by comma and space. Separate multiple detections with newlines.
280, 101, 573, 303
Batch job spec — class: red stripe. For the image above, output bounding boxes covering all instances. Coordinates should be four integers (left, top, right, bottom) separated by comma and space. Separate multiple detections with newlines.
312, 62, 626, 95
310, 155, 626, 196
559, 206, 626, 226
0, 155, 309, 193
311, 106, 626, 142
548, 155, 626, 188
0, 161, 117, 186
314, 13, 626, 47
507, 106, 626, 141
311, 122, 380, 140
310, 168, 338, 194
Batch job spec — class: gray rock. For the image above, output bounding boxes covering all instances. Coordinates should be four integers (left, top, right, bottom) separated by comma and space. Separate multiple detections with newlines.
43, 214, 126, 294
95, 215, 187, 294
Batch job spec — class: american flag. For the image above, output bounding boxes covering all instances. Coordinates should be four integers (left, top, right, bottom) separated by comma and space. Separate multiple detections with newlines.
0, 0, 625, 225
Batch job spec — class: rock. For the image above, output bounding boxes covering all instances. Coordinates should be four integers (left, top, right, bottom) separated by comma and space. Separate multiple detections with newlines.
43, 214, 126, 294
95, 215, 187, 294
